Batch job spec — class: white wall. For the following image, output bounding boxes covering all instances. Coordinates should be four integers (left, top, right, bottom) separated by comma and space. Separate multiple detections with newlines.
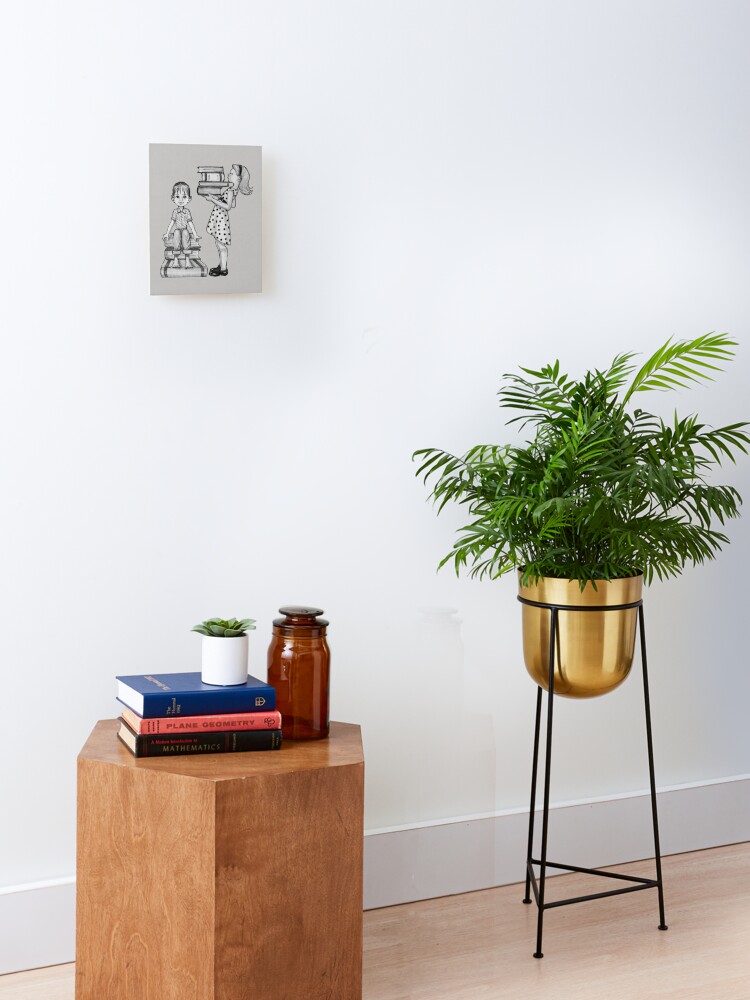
2, 0, 749, 907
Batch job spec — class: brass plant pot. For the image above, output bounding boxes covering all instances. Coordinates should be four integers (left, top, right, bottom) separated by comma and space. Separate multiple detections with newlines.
519, 573, 643, 699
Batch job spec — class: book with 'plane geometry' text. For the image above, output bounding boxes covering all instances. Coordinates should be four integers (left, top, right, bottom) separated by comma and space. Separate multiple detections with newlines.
120, 706, 282, 735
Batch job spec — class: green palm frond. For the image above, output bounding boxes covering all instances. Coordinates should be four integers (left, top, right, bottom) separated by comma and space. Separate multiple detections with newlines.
414, 334, 748, 587
622, 332, 737, 402
600, 351, 638, 394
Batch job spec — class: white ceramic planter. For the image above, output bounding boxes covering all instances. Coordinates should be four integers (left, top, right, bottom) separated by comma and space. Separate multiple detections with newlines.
201, 635, 249, 686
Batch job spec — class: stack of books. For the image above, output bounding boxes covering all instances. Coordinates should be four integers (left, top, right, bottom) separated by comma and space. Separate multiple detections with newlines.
115, 671, 282, 758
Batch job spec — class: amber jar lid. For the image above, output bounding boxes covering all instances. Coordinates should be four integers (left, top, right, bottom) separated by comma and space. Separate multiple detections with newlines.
273, 606, 329, 636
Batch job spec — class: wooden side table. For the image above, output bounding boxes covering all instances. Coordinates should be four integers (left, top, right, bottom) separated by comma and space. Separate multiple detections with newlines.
76, 720, 364, 1000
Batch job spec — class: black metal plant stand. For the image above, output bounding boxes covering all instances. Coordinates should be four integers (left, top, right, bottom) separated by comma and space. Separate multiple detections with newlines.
519, 596, 668, 959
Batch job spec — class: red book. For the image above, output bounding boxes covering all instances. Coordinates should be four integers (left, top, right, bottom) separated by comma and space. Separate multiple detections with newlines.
120, 706, 282, 735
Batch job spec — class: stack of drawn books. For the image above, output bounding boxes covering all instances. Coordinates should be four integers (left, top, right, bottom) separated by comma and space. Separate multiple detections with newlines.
115, 671, 282, 758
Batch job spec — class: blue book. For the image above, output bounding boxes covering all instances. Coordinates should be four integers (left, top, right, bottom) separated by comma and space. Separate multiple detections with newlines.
116, 672, 276, 718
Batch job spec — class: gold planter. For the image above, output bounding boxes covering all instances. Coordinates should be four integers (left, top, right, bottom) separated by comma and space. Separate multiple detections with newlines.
519, 573, 643, 699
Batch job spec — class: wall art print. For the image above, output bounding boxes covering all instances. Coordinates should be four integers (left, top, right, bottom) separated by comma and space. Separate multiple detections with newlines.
149, 143, 262, 295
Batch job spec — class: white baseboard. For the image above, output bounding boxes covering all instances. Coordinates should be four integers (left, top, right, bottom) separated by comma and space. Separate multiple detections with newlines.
0, 878, 76, 976
2, 775, 748, 974
362, 774, 750, 909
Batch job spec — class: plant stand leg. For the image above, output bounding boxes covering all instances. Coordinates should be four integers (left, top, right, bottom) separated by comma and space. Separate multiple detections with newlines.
534, 607, 557, 959
520, 596, 666, 958
523, 686, 543, 904
639, 605, 668, 931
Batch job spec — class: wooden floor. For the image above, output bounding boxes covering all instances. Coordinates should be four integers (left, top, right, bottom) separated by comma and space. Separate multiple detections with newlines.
2, 843, 749, 999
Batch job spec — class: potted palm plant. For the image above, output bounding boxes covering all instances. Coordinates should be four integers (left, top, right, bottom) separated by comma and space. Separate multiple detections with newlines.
414, 333, 748, 696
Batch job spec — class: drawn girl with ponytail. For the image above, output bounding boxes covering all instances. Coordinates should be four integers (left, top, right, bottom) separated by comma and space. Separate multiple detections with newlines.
202, 164, 253, 277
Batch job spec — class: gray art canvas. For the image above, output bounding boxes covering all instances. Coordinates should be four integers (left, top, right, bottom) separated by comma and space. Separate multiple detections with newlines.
149, 143, 262, 295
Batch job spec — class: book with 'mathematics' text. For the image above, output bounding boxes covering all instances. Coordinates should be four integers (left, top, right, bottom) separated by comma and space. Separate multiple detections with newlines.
117, 719, 282, 757
116, 671, 276, 718
120, 706, 282, 735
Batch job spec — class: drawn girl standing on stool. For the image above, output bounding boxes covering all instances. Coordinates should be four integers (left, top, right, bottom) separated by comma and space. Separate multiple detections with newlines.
203, 164, 253, 276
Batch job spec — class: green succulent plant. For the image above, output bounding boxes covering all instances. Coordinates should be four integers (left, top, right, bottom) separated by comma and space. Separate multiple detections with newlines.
192, 617, 256, 637
414, 333, 749, 589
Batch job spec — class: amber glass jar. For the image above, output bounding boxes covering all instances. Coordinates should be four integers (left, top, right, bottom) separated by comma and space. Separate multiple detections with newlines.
267, 606, 330, 741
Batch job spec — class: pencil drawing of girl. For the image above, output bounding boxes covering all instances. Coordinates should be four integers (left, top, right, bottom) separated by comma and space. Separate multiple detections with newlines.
203, 164, 253, 277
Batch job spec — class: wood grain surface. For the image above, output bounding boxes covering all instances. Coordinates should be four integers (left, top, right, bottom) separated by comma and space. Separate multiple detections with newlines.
363, 842, 750, 1000
74, 720, 364, 1000
79, 719, 364, 779
214, 758, 364, 1000
75, 757, 216, 999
